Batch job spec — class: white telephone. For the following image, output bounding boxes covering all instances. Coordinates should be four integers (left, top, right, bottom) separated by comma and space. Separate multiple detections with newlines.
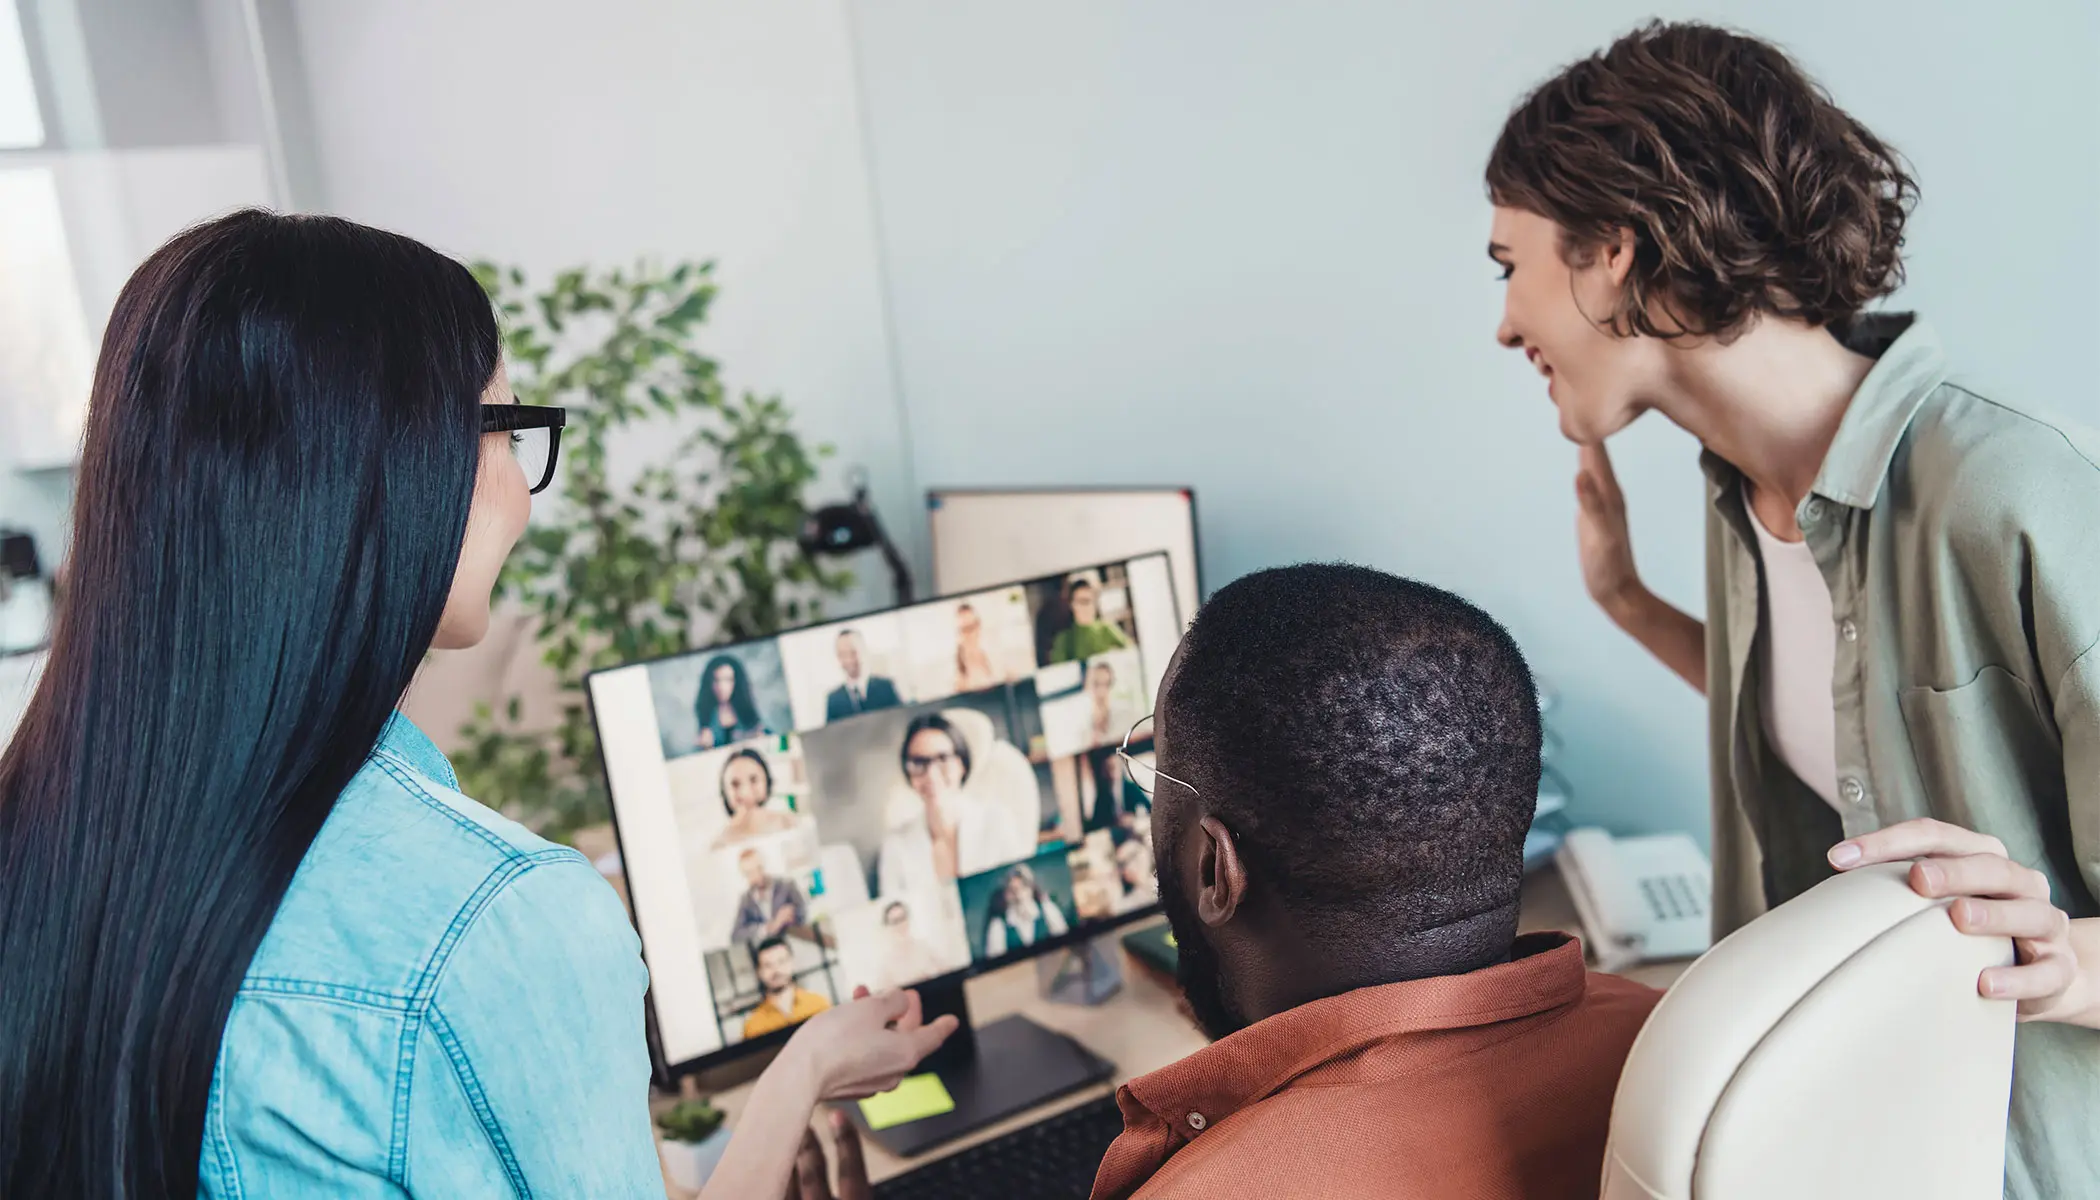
1556, 827, 1713, 972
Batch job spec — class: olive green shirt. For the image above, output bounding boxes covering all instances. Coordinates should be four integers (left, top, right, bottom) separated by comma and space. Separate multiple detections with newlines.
1703, 314, 2100, 1198
1049, 622, 1130, 665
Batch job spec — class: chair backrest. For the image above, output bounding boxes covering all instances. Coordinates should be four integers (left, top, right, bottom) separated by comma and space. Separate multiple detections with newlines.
1602, 862, 2015, 1200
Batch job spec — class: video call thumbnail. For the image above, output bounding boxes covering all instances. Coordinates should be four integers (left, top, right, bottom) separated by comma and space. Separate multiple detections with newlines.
898, 588, 1041, 701
1049, 741, 1156, 848
1038, 648, 1146, 760
1027, 564, 1139, 666
704, 927, 842, 1048
800, 684, 1051, 901
1069, 828, 1157, 921
958, 846, 1079, 962
777, 617, 916, 729
830, 888, 974, 995
589, 552, 1184, 1067
650, 644, 793, 760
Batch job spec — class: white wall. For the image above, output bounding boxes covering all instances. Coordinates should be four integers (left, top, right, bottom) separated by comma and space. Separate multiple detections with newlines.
846, 1, 2100, 839
71, 0, 220, 146
287, 0, 914, 620
269, 1, 2097, 837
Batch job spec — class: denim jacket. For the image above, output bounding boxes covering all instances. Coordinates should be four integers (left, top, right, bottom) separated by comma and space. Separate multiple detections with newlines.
199, 716, 663, 1197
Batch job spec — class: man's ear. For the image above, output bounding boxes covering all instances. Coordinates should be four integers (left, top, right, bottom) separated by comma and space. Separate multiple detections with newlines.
1194, 816, 1248, 927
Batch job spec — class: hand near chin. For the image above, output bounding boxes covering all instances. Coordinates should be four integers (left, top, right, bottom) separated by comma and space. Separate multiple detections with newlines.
1574, 443, 1641, 612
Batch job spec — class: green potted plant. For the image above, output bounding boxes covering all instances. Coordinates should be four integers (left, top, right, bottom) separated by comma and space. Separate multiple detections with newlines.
655, 1096, 732, 1190
454, 259, 852, 843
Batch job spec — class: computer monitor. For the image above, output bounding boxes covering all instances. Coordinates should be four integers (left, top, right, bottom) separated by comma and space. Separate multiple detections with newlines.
927, 487, 1203, 619
588, 551, 1186, 1150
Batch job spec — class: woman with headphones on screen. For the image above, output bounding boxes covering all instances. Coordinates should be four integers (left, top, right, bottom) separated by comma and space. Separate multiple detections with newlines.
0, 210, 952, 1198
1486, 23, 2098, 1195
712, 745, 799, 848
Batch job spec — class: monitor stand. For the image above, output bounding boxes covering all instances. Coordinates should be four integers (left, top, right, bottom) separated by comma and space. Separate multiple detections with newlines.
840, 974, 1117, 1158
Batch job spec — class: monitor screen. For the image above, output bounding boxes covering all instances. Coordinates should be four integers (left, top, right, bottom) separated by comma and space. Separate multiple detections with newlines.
588, 552, 1186, 1072
927, 488, 1202, 630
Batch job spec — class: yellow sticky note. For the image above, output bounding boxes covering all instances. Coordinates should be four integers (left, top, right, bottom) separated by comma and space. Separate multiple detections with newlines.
858, 1074, 956, 1131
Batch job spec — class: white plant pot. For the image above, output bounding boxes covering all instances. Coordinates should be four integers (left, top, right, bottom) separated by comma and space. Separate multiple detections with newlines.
659, 1127, 732, 1192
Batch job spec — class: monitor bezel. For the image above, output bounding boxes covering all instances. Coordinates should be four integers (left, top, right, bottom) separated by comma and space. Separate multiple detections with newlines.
585, 549, 1182, 1086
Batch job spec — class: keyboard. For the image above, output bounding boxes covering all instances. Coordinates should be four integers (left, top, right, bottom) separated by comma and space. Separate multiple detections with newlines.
871, 1094, 1124, 1200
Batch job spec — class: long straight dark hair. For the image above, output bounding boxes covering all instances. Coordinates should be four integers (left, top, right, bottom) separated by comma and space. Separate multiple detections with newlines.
0, 210, 497, 1197
698, 653, 762, 730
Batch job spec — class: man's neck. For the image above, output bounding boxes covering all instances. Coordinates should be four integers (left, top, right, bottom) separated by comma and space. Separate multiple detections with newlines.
1234, 904, 1521, 1025
768, 988, 797, 1015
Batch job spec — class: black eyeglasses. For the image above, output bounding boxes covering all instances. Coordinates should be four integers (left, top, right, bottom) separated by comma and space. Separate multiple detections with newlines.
481, 404, 566, 495
904, 751, 962, 778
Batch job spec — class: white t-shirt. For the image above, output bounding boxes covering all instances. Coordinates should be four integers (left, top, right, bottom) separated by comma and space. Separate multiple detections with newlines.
1747, 504, 1842, 810
877, 790, 1035, 898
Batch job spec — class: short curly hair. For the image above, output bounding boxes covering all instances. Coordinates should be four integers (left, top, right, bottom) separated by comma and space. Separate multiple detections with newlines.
1486, 21, 1917, 340
1160, 564, 1541, 939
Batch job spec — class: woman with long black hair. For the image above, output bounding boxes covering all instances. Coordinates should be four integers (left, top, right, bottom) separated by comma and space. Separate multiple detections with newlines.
694, 653, 770, 749
0, 210, 951, 1198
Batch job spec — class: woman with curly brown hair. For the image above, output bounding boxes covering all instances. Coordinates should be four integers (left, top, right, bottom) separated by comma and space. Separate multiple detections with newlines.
1487, 22, 2097, 1195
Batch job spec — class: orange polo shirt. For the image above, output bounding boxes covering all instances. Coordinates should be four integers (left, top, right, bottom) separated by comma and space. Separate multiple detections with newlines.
1089, 933, 1659, 1200
739, 986, 832, 1039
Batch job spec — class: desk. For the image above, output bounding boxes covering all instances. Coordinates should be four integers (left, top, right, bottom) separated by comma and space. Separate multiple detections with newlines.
664, 864, 1692, 1196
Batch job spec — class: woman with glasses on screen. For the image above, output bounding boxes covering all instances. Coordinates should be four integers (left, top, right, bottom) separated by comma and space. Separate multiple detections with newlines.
0, 211, 952, 1199
879, 713, 1036, 897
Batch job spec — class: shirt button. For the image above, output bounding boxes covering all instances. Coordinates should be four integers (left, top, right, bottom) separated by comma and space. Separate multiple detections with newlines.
1839, 619, 1859, 643
1803, 499, 1826, 524
1840, 777, 1866, 805
1187, 1112, 1207, 1132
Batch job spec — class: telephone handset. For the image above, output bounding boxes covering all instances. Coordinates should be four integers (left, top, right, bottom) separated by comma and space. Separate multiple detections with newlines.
1556, 827, 1712, 971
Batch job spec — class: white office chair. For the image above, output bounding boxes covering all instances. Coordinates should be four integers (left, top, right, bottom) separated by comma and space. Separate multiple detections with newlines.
1602, 862, 2016, 1200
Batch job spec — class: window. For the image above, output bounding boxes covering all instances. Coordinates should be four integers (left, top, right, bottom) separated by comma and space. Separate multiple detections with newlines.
0, 1, 42, 150
0, 166, 94, 464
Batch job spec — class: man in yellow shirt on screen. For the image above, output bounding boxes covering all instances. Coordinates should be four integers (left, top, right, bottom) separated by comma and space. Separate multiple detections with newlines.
741, 936, 832, 1039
